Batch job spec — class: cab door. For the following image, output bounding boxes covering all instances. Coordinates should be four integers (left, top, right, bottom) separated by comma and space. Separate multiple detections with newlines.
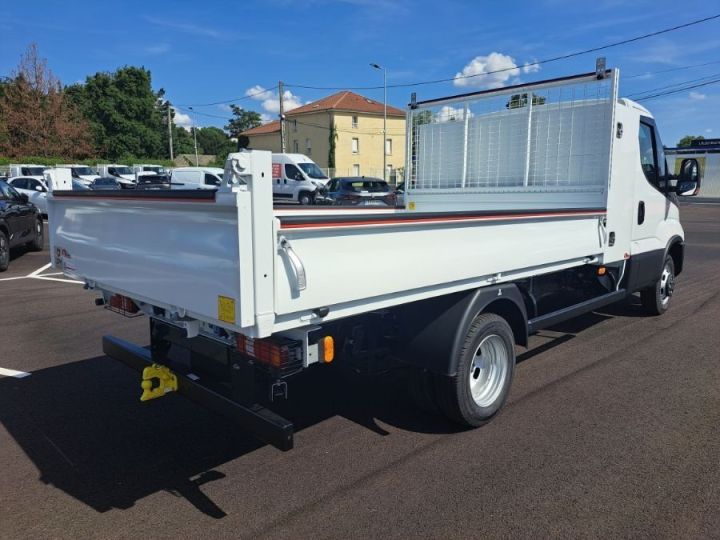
0, 182, 33, 246
628, 117, 681, 290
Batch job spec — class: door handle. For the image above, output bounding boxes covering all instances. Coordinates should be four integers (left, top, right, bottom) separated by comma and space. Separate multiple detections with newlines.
637, 201, 645, 225
279, 236, 307, 292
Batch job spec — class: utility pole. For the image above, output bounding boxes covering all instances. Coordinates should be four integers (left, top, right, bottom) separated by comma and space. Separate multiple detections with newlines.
370, 63, 387, 181
279, 80, 287, 152
189, 107, 199, 166
167, 103, 174, 162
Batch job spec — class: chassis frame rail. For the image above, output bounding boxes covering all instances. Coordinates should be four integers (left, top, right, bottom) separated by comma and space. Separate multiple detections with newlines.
102, 335, 294, 451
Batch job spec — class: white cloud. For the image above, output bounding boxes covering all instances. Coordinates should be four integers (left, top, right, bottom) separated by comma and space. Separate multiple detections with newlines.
435, 105, 472, 122
217, 104, 232, 112
705, 128, 713, 133
260, 113, 273, 123
689, 91, 706, 101
173, 108, 192, 130
144, 43, 170, 55
454, 52, 535, 88
245, 85, 303, 115
522, 61, 540, 74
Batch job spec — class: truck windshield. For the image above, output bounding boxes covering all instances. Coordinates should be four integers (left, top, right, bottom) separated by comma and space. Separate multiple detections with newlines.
73, 167, 96, 176
114, 166, 133, 175
298, 163, 328, 179
143, 166, 164, 174
21, 167, 46, 176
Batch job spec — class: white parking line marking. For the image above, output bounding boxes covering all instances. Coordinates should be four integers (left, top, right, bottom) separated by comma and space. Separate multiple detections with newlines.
29, 262, 52, 277
0, 367, 31, 378
0, 263, 81, 285
34, 276, 83, 284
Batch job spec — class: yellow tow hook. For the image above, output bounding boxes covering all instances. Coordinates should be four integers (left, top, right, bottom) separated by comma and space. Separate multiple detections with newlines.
140, 364, 178, 402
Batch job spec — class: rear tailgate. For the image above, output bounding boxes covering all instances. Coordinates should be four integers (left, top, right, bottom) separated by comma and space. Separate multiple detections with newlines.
48, 189, 256, 330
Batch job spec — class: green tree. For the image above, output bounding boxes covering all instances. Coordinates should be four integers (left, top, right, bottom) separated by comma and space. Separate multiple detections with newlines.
68, 66, 165, 159
224, 105, 261, 137
678, 135, 704, 147
195, 126, 234, 155
506, 93, 546, 109
173, 125, 195, 155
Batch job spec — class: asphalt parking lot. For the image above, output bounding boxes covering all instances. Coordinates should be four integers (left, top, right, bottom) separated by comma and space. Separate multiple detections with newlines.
1, 203, 719, 539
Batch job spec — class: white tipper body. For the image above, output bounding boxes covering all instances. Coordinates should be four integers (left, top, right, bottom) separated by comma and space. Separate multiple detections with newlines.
47, 70, 683, 339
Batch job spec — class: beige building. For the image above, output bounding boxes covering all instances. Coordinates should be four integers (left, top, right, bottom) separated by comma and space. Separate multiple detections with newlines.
242, 91, 406, 183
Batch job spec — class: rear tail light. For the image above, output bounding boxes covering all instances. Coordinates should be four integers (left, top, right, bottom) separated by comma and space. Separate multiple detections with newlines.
107, 294, 141, 317
236, 334, 303, 373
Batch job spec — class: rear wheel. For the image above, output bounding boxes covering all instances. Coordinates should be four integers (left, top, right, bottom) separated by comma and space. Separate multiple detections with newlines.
27, 218, 44, 251
641, 255, 675, 315
434, 313, 515, 427
0, 230, 9, 272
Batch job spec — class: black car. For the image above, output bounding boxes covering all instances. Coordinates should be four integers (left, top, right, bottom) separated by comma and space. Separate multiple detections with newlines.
0, 180, 43, 272
325, 177, 397, 207
90, 177, 122, 190
135, 174, 170, 190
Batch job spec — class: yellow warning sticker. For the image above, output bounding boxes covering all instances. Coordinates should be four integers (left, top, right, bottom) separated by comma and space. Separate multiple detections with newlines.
408, 201, 416, 210
218, 296, 236, 324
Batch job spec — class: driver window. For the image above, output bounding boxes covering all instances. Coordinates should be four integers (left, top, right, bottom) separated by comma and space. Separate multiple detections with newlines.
638, 122, 657, 185
285, 164, 303, 181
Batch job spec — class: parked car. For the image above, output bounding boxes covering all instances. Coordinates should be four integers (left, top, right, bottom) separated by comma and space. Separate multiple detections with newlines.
90, 177, 122, 190
8, 176, 49, 215
394, 181, 405, 207
72, 179, 91, 191
0, 180, 43, 272
136, 174, 170, 190
325, 177, 397, 207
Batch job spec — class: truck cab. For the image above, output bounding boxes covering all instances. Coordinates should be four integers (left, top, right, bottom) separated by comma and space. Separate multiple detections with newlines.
8, 164, 48, 180
271, 153, 329, 205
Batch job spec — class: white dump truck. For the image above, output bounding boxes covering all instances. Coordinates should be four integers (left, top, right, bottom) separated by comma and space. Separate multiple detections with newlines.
48, 66, 701, 450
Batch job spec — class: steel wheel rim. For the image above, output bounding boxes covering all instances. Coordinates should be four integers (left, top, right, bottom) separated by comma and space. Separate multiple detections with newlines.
469, 334, 509, 408
659, 263, 674, 306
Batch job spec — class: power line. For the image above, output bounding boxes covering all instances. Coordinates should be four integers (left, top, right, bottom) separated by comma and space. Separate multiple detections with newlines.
627, 71, 720, 97
284, 13, 720, 91
175, 85, 275, 107
636, 77, 720, 101
624, 59, 720, 79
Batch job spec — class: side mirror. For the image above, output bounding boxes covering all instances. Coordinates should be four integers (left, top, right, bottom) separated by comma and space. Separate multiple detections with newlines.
676, 158, 701, 196
35, 185, 43, 192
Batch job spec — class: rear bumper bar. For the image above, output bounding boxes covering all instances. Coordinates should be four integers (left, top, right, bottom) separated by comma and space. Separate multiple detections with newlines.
102, 335, 294, 451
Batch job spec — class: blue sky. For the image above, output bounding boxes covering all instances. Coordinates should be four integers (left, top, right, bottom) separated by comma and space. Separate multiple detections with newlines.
1, 0, 719, 146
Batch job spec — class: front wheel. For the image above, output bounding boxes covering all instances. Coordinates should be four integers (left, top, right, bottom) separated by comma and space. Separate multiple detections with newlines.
435, 313, 516, 427
298, 192, 313, 206
0, 230, 9, 272
640, 255, 675, 315
27, 219, 44, 252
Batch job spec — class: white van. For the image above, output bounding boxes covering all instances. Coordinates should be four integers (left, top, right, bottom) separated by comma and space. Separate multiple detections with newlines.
96, 164, 136, 184
8, 164, 48, 179
170, 167, 224, 190
56, 164, 100, 185
271, 153, 329, 205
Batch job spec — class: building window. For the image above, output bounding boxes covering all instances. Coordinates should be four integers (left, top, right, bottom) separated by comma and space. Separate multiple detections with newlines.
292, 119, 297, 132
306, 138, 311, 155
293, 140, 299, 153
352, 115, 358, 128
352, 164, 360, 176
385, 138, 392, 155
352, 137, 359, 154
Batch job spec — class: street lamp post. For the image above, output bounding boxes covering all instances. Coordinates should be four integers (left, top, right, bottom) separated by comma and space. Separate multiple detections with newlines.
188, 106, 199, 166
370, 63, 387, 181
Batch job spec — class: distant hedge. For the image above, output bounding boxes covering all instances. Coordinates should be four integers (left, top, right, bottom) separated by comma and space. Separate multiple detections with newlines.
0, 156, 174, 167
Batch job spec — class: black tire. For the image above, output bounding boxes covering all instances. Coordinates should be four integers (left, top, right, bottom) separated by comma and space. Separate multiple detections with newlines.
434, 313, 515, 427
0, 230, 9, 272
298, 192, 313, 206
640, 255, 675, 315
27, 218, 44, 252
